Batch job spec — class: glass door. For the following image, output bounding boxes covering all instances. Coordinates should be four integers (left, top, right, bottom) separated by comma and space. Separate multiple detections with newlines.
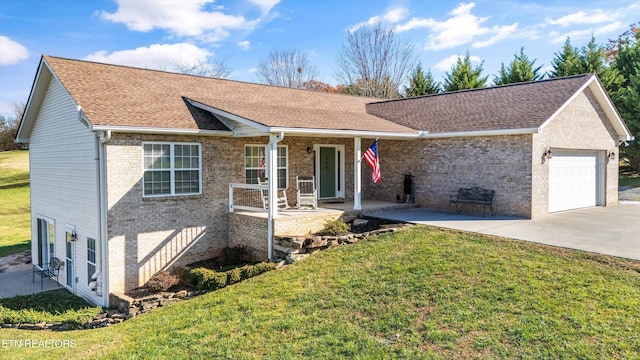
65, 230, 75, 291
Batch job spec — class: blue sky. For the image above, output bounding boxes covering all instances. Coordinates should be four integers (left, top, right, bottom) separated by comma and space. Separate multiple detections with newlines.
1, 0, 638, 117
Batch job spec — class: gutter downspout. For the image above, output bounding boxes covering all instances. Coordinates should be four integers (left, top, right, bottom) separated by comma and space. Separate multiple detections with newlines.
96, 130, 111, 306
267, 132, 284, 261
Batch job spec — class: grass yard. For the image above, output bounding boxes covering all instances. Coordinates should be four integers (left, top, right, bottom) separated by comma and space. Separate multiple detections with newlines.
0, 289, 102, 326
1, 226, 638, 359
0, 150, 30, 257
620, 171, 640, 187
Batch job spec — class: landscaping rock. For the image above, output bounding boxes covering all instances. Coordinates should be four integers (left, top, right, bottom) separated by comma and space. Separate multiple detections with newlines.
286, 253, 310, 263
304, 237, 327, 249
353, 219, 369, 226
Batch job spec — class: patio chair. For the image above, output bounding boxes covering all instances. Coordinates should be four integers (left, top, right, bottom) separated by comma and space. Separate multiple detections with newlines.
257, 177, 289, 209
32, 256, 62, 290
296, 176, 317, 209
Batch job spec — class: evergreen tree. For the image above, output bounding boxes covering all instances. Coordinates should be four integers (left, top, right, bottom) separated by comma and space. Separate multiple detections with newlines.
549, 37, 583, 77
609, 25, 640, 171
443, 51, 488, 92
404, 63, 441, 96
494, 47, 543, 85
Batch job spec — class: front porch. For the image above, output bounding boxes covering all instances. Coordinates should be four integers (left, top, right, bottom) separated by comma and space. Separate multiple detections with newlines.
228, 199, 417, 261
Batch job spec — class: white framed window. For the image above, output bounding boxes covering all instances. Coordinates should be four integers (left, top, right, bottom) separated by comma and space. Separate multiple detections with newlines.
87, 237, 97, 285
143, 142, 202, 197
245, 145, 288, 189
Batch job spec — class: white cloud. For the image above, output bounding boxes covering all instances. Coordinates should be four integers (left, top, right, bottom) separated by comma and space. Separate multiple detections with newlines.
434, 54, 481, 72
546, 10, 614, 27
395, 2, 518, 51
83, 43, 211, 70
0, 36, 28, 65
237, 40, 251, 50
248, 0, 280, 14
99, 0, 260, 42
247, 67, 258, 73
473, 23, 518, 48
549, 21, 625, 44
348, 7, 408, 32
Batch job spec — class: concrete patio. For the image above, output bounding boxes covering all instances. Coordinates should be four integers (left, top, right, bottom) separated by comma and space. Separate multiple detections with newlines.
374, 204, 640, 261
0, 251, 62, 298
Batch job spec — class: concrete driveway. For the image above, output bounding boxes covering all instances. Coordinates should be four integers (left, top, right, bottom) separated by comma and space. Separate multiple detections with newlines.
375, 204, 640, 261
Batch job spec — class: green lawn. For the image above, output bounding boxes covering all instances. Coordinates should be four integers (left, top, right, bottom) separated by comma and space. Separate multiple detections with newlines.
0, 150, 30, 257
620, 172, 640, 187
1, 227, 638, 359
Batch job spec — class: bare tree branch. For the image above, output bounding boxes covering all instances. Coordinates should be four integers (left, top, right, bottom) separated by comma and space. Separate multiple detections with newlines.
335, 22, 416, 99
171, 59, 233, 79
255, 49, 319, 88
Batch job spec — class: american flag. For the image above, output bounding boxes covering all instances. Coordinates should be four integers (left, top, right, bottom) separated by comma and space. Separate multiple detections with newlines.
363, 140, 381, 184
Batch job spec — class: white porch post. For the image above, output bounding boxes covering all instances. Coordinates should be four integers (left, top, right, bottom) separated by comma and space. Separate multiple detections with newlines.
267, 132, 284, 261
354, 137, 362, 210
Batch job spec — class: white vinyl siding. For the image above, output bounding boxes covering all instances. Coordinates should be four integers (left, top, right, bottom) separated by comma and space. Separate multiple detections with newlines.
28, 76, 100, 305
245, 145, 288, 189
143, 142, 201, 197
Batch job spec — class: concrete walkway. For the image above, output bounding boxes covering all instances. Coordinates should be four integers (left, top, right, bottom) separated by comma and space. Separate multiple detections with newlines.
375, 204, 640, 261
0, 251, 61, 298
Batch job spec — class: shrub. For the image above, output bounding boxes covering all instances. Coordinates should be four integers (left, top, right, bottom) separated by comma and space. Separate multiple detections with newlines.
321, 219, 350, 236
227, 268, 242, 285
146, 270, 179, 292
186, 262, 276, 292
187, 268, 227, 291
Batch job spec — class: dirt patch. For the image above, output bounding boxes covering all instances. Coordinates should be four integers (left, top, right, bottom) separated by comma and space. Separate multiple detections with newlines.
0, 251, 31, 273
350, 216, 403, 233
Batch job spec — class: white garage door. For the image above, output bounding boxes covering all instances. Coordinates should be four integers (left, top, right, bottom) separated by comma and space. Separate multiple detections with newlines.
548, 152, 599, 212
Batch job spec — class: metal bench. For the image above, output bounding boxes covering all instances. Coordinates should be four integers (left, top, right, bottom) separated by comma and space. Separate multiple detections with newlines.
32, 257, 62, 289
449, 187, 494, 217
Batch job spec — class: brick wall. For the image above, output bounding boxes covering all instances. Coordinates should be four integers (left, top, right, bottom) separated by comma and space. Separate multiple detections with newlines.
228, 212, 269, 261
105, 134, 366, 292
106, 134, 250, 293
274, 210, 345, 236
364, 136, 533, 217
531, 88, 619, 218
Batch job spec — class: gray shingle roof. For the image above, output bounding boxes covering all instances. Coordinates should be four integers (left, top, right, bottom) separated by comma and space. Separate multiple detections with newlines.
365, 74, 592, 133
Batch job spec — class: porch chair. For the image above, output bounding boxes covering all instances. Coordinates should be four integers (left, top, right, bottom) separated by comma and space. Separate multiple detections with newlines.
32, 256, 62, 290
296, 176, 317, 209
257, 177, 289, 209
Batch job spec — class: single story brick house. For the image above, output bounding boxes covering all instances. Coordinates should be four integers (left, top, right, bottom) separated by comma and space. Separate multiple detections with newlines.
16, 56, 632, 306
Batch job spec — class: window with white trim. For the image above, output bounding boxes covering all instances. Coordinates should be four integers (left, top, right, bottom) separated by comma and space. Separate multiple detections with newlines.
143, 142, 201, 196
87, 237, 97, 285
245, 145, 288, 189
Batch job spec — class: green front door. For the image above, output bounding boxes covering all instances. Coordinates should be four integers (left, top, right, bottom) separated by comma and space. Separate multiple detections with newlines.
319, 147, 336, 198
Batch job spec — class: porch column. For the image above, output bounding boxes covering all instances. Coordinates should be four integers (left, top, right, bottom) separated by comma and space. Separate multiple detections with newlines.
267, 132, 284, 261
354, 137, 362, 210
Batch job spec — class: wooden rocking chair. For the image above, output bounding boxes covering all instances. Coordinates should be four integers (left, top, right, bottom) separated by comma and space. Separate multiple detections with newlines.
257, 178, 289, 209
296, 176, 317, 209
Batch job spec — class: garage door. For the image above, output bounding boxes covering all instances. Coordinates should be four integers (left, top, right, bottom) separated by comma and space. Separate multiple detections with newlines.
548, 152, 599, 212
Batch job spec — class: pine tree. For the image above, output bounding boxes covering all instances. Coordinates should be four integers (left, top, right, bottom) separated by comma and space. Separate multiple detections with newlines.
443, 51, 488, 92
549, 37, 583, 77
493, 47, 542, 85
609, 25, 640, 171
404, 63, 441, 97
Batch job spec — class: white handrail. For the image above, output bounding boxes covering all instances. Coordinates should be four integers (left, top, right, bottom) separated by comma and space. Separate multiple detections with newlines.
229, 183, 269, 213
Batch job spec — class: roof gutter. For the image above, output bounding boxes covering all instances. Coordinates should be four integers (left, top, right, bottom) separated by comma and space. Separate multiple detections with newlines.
418, 127, 540, 139
268, 127, 426, 139
90, 125, 233, 136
